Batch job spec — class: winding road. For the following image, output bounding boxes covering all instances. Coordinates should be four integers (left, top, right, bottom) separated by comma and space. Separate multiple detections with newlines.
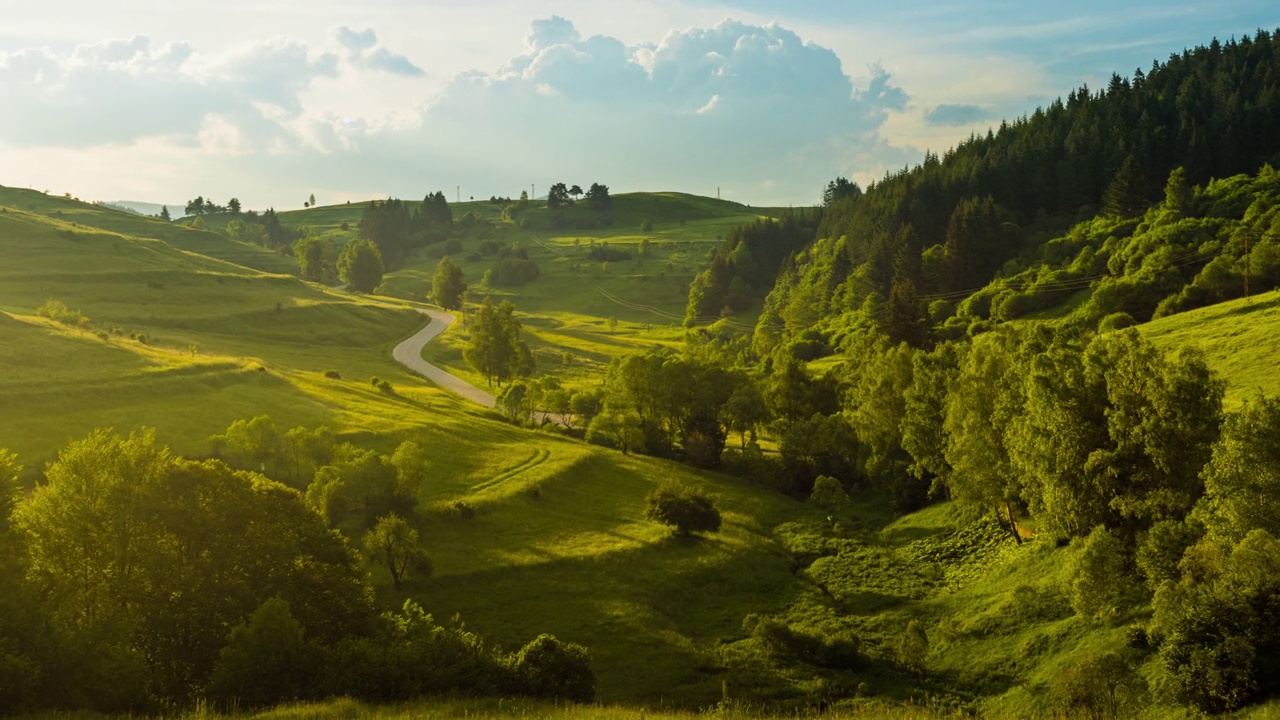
392, 308, 496, 408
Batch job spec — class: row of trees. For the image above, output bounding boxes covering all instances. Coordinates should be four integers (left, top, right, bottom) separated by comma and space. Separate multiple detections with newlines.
183, 196, 242, 217
546, 182, 612, 210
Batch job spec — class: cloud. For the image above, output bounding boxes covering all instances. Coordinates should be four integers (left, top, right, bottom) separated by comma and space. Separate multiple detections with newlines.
924, 103, 990, 126
0, 17, 920, 207
353, 16, 914, 203
333, 26, 424, 77
0, 34, 338, 148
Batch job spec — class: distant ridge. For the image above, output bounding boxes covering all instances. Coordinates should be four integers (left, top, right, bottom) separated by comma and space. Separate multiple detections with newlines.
102, 200, 180, 217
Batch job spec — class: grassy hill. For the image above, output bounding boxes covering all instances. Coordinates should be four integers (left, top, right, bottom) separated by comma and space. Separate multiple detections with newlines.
0, 188, 842, 707
1142, 288, 1280, 408
277, 192, 780, 390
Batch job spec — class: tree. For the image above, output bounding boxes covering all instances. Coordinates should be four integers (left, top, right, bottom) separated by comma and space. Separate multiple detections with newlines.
569, 184, 583, 202
463, 297, 525, 387
338, 239, 384, 293
1156, 530, 1280, 713
159, 205, 170, 222
13, 429, 371, 700
496, 382, 531, 424
1199, 396, 1280, 544
363, 514, 432, 590
293, 236, 327, 282
585, 183, 611, 210
513, 634, 596, 702
720, 381, 769, 449
308, 193, 316, 208
644, 484, 721, 536
547, 182, 570, 209
227, 197, 242, 215
430, 256, 467, 310
207, 598, 317, 708
185, 196, 205, 217
1103, 155, 1148, 218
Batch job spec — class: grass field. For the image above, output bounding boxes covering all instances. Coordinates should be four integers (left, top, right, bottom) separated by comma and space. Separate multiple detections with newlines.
1141, 288, 1280, 408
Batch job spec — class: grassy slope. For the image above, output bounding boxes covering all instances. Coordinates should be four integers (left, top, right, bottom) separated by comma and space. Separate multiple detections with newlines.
0, 191, 431, 466
0, 191, 826, 706
1141, 288, 1280, 408
280, 193, 778, 390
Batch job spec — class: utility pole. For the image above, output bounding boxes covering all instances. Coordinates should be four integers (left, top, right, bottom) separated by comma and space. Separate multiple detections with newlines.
717, 186, 720, 200
457, 185, 460, 203
531, 184, 535, 202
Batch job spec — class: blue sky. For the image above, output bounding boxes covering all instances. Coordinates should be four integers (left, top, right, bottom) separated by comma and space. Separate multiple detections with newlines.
0, 1, 1275, 209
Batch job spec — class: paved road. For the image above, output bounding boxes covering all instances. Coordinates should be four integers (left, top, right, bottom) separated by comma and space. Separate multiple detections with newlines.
392, 308, 496, 408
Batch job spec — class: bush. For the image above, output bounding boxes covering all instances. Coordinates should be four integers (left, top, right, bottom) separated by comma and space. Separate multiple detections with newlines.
1098, 311, 1137, 333
1050, 652, 1148, 719
427, 239, 463, 259
323, 370, 342, 380
35, 298, 86, 326
644, 484, 721, 536
585, 245, 631, 262
808, 475, 849, 513
513, 634, 596, 703
490, 258, 541, 287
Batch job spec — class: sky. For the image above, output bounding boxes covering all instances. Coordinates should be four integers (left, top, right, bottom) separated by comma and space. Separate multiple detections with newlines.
0, 1, 1276, 210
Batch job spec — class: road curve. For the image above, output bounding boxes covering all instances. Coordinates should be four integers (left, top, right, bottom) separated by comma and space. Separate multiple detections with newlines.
392, 308, 496, 408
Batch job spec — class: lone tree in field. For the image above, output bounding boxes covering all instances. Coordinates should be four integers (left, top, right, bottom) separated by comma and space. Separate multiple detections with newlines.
644, 484, 721, 537
337, 239, 384, 293
159, 205, 171, 222
293, 236, 326, 282
464, 296, 527, 387
430, 256, 467, 310
363, 513, 432, 589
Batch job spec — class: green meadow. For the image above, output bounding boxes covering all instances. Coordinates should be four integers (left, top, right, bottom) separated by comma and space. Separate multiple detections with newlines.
1141, 288, 1280, 408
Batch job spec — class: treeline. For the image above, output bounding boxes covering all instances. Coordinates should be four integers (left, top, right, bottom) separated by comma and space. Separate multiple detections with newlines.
0, 424, 596, 713
685, 210, 822, 323
757, 29, 1280, 352
358, 191, 454, 269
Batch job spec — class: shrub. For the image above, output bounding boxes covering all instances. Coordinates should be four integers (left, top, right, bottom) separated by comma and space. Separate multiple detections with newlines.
644, 484, 721, 536
207, 599, 319, 709
490, 258, 540, 287
1070, 526, 1142, 622
1050, 652, 1148, 719
323, 370, 342, 380
513, 634, 596, 703
1098, 311, 1137, 333
34, 298, 85, 326
808, 475, 849, 513
585, 245, 631, 262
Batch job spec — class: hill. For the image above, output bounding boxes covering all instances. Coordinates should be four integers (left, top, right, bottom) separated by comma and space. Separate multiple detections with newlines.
751, 29, 1280, 354
1142, 288, 1280, 407
0, 187, 864, 708
274, 191, 792, 391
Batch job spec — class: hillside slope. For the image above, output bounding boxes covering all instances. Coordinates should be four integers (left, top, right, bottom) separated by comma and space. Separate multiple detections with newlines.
1143, 288, 1280, 407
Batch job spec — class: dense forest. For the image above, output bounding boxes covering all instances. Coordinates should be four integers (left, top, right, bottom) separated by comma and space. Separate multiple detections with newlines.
715, 30, 1280, 351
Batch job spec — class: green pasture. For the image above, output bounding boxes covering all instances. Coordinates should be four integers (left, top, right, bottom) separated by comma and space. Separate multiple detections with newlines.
1141, 288, 1280, 408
